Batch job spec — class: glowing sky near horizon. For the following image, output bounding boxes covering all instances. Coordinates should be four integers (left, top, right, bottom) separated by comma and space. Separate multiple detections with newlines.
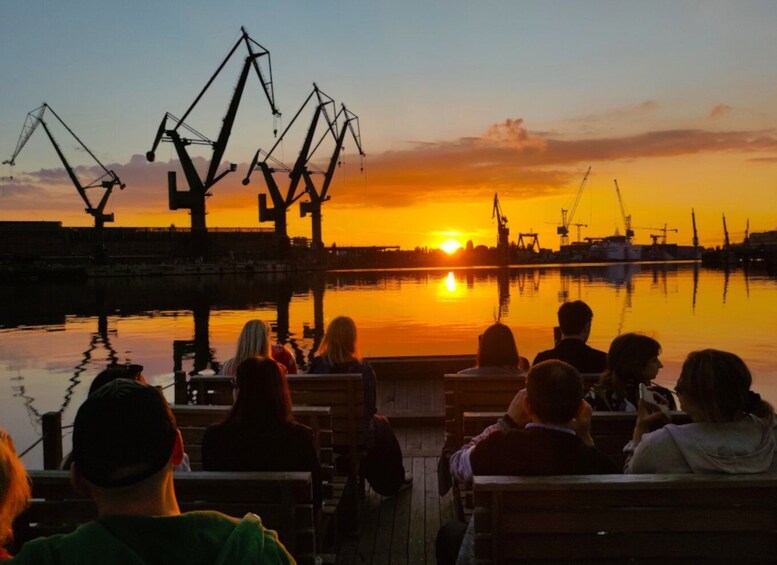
0, 0, 775, 251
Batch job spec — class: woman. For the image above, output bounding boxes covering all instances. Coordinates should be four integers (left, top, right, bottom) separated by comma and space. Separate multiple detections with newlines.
201, 357, 321, 509
310, 316, 410, 496
220, 319, 297, 376
626, 349, 776, 474
1, 430, 31, 560
584, 333, 676, 412
457, 323, 530, 375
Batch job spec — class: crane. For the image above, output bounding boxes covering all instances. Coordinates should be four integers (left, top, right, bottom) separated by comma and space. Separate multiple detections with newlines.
722, 213, 730, 248
634, 224, 678, 244
691, 208, 699, 249
146, 27, 280, 245
492, 193, 509, 255
613, 179, 634, 239
3, 103, 125, 261
557, 166, 591, 247
243, 84, 363, 252
299, 103, 364, 251
744, 218, 750, 244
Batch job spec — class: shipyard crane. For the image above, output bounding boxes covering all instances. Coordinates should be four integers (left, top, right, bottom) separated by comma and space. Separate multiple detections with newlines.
744, 218, 750, 245
299, 104, 364, 251
557, 166, 591, 247
722, 213, 731, 248
492, 193, 510, 254
691, 208, 699, 249
3, 103, 125, 261
634, 224, 678, 244
613, 179, 635, 239
146, 27, 280, 244
243, 84, 364, 252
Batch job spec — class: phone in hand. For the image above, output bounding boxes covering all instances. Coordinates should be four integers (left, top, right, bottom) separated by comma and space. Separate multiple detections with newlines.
639, 383, 670, 418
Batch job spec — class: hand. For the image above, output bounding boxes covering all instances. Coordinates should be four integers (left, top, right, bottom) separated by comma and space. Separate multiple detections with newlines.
571, 401, 594, 446
633, 398, 670, 443
506, 389, 530, 429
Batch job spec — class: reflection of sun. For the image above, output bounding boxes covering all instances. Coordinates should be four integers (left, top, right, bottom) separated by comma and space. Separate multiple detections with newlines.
440, 239, 462, 254
445, 271, 457, 292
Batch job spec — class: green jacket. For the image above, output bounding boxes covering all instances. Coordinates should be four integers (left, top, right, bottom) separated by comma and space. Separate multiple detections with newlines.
11, 511, 294, 564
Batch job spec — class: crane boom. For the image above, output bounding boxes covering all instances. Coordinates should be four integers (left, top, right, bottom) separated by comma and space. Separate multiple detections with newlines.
558, 166, 591, 247
613, 179, 634, 238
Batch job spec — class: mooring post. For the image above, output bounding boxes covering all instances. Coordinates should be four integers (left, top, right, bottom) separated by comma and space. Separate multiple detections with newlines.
174, 370, 188, 405
41, 411, 63, 470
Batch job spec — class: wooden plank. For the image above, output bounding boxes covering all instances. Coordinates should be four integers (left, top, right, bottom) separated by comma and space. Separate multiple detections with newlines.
355, 487, 382, 563
373, 488, 396, 565
424, 457, 440, 565
389, 456, 413, 565
407, 457, 426, 564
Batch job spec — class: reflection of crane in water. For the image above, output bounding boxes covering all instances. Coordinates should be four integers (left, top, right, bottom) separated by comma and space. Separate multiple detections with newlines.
302, 273, 326, 368
496, 268, 510, 321
615, 279, 634, 336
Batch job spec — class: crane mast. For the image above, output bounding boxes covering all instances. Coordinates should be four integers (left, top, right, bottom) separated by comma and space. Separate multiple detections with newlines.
3, 103, 125, 261
722, 213, 730, 248
613, 179, 634, 239
691, 208, 699, 249
145, 27, 280, 247
492, 193, 509, 257
558, 166, 591, 247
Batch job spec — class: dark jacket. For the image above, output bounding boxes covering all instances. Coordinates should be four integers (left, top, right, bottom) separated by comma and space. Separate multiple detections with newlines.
532, 338, 607, 374
470, 424, 617, 476
309, 356, 378, 424
202, 421, 322, 510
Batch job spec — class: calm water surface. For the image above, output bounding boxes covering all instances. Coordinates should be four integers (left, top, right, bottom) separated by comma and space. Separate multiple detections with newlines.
1, 262, 775, 467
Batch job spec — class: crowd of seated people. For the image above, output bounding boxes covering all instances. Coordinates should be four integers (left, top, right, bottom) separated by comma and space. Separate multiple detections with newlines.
5, 306, 776, 563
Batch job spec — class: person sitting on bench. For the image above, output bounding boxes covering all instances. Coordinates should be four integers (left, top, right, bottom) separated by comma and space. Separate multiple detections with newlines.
457, 322, 529, 375
12, 379, 293, 564
533, 300, 607, 373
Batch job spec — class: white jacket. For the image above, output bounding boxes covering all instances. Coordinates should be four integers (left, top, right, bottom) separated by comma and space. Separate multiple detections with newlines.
625, 414, 777, 474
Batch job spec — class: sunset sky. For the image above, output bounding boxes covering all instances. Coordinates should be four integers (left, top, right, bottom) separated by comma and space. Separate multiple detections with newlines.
1, 1, 775, 251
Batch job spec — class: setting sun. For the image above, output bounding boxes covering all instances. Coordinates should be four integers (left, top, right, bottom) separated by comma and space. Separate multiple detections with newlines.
440, 239, 463, 254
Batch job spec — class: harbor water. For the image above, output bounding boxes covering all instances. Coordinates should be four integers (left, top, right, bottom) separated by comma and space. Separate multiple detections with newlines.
1, 261, 775, 468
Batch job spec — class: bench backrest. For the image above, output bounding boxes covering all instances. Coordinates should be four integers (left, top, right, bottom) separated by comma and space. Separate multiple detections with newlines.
172, 405, 334, 480
462, 411, 692, 468
367, 355, 475, 380
14, 470, 317, 564
473, 473, 777, 564
443, 373, 600, 450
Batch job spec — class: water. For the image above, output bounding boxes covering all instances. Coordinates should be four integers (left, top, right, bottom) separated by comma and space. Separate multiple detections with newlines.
1, 262, 775, 467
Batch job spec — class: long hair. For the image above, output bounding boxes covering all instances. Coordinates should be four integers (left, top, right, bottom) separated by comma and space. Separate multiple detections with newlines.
233, 320, 272, 366
318, 316, 360, 365
223, 357, 292, 429
601, 333, 661, 398
677, 349, 774, 424
0, 430, 31, 547
477, 323, 520, 368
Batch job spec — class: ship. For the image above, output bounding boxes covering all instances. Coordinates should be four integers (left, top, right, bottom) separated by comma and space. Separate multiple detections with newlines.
587, 233, 642, 262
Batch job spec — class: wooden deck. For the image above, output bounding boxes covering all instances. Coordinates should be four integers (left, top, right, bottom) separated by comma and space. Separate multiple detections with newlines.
377, 377, 445, 424
336, 422, 454, 565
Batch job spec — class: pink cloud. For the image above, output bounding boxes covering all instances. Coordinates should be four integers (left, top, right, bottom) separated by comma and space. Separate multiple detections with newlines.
709, 104, 733, 119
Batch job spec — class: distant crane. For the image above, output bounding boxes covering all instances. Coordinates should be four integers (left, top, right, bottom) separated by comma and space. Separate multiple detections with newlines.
557, 166, 591, 247
3, 103, 125, 261
517, 232, 540, 253
722, 213, 731, 248
492, 193, 510, 255
634, 224, 678, 245
691, 208, 699, 249
613, 178, 635, 239
146, 27, 280, 246
243, 84, 363, 252
744, 218, 750, 245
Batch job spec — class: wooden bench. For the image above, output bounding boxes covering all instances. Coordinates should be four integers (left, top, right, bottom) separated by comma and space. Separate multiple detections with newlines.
367, 354, 475, 380
473, 474, 777, 564
462, 411, 693, 469
443, 373, 601, 450
14, 470, 319, 564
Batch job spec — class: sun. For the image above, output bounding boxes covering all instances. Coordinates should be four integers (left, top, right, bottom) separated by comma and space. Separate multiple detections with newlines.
440, 239, 463, 254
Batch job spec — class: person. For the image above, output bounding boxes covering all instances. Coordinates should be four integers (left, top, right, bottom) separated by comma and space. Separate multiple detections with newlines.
220, 319, 298, 376
1, 430, 31, 561
625, 349, 777, 474
88, 363, 145, 395
310, 316, 410, 496
202, 357, 322, 509
584, 333, 676, 412
532, 300, 607, 374
62, 365, 191, 473
457, 323, 529, 375
11, 379, 293, 564
441, 360, 617, 564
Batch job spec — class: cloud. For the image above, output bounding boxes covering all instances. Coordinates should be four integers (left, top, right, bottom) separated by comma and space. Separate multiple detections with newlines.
747, 156, 777, 163
570, 100, 659, 125
3, 119, 776, 216
709, 104, 733, 119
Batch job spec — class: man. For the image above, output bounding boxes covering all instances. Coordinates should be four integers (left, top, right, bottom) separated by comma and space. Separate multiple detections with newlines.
13, 379, 293, 564
441, 361, 616, 565
532, 300, 607, 374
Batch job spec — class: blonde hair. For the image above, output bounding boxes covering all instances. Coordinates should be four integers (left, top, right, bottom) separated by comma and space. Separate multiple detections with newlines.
318, 316, 360, 365
233, 320, 272, 365
0, 430, 31, 546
